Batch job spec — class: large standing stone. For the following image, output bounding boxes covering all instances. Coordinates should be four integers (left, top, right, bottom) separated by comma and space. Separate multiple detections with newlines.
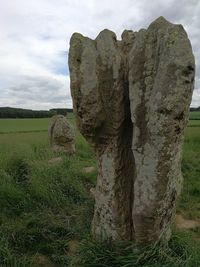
49, 115, 75, 154
68, 17, 195, 244
128, 17, 195, 243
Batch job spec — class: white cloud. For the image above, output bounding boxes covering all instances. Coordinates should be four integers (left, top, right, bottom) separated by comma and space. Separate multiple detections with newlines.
0, 0, 199, 109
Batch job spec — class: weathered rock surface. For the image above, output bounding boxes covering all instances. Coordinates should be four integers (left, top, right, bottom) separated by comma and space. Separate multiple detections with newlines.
49, 115, 75, 154
82, 166, 96, 174
48, 157, 63, 165
69, 28, 134, 241
129, 18, 195, 243
69, 16, 195, 244
176, 214, 199, 230
32, 254, 55, 267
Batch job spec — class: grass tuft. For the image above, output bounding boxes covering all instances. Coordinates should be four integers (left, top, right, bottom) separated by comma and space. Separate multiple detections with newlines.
71, 232, 200, 267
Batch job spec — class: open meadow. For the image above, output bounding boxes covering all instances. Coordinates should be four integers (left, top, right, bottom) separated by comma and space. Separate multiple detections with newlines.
0, 115, 200, 266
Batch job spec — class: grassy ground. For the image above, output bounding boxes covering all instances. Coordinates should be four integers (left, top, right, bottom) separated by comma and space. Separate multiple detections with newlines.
189, 111, 200, 120
0, 118, 50, 133
188, 120, 200, 127
0, 116, 200, 266
179, 127, 200, 219
0, 114, 73, 133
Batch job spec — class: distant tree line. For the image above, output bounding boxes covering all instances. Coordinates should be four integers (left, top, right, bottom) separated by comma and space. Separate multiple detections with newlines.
190, 106, 200, 112
0, 106, 199, 119
0, 107, 73, 118
49, 108, 73, 116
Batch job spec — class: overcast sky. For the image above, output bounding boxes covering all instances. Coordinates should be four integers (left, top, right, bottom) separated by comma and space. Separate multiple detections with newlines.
0, 0, 199, 110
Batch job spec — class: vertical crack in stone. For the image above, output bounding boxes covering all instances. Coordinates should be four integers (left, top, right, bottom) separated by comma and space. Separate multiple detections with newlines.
69, 16, 195, 244
119, 94, 135, 239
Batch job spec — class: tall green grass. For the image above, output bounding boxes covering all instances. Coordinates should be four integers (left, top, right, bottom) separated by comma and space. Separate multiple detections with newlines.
71, 232, 200, 267
0, 127, 96, 266
0, 118, 199, 266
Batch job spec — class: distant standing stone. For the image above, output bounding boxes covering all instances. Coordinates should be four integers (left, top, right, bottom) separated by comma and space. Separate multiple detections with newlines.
48, 115, 75, 154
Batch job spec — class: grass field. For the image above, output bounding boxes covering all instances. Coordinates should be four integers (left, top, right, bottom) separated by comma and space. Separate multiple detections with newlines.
189, 111, 200, 120
0, 116, 200, 266
188, 119, 200, 127
0, 114, 74, 133
0, 118, 50, 133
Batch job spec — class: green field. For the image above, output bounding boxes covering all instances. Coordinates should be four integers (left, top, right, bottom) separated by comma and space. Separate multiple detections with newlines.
0, 117, 200, 266
188, 119, 200, 127
189, 111, 200, 120
0, 118, 50, 133
0, 114, 74, 133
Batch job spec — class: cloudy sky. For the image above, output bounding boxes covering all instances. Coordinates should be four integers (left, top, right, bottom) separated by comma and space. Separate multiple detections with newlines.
0, 0, 199, 110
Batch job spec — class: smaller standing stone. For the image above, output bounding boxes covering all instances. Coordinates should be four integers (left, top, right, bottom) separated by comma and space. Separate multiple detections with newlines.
48, 115, 75, 154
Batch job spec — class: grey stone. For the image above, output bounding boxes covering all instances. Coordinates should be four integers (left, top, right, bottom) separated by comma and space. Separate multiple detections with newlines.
68, 16, 195, 244
82, 166, 96, 174
48, 157, 63, 165
49, 115, 75, 154
69, 29, 134, 241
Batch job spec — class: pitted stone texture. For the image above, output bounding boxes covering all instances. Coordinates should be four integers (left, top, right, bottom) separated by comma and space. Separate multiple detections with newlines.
69, 29, 135, 241
49, 115, 75, 154
69, 16, 195, 244
129, 17, 195, 243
